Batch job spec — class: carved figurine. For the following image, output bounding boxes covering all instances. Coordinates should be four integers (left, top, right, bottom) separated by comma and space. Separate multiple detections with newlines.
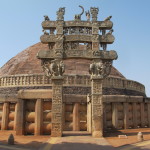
42, 29, 49, 35
89, 62, 96, 75
106, 29, 114, 35
85, 10, 90, 21
56, 7, 65, 21
90, 7, 99, 21
96, 61, 104, 76
44, 15, 50, 21
101, 44, 107, 51
74, 5, 84, 20
58, 61, 65, 76
104, 16, 112, 21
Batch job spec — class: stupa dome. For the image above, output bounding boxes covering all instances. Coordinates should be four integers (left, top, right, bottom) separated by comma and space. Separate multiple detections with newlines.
0, 42, 125, 78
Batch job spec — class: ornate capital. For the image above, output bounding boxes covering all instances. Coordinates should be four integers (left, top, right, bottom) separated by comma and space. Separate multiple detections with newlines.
89, 59, 112, 79
41, 59, 65, 77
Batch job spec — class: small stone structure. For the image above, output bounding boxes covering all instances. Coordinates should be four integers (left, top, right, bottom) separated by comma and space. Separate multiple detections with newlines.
8, 134, 14, 145
137, 132, 144, 142
0, 6, 149, 137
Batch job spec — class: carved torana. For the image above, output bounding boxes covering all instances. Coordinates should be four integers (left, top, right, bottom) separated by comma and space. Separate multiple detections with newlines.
37, 6, 117, 138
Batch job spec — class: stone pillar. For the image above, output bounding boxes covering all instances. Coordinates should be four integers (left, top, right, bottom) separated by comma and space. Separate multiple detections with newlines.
62, 103, 65, 131
14, 103, 17, 130
35, 99, 43, 135
141, 103, 145, 127
91, 77, 103, 137
73, 103, 80, 131
87, 95, 92, 133
1, 102, 9, 130
51, 77, 63, 137
133, 103, 137, 128
112, 103, 118, 129
124, 103, 129, 129
147, 103, 150, 127
16, 99, 24, 135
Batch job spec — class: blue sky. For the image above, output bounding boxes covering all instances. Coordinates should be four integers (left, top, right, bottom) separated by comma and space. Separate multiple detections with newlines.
0, 0, 150, 96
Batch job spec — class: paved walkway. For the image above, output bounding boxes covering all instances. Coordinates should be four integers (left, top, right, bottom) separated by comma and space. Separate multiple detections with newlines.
120, 140, 150, 150
1, 136, 150, 150
39, 136, 116, 150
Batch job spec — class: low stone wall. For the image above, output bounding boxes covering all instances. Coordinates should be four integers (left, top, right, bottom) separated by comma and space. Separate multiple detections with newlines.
103, 96, 150, 131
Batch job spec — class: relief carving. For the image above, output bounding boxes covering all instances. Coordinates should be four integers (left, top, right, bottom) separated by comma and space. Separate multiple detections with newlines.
41, 59, 65, 77
56, 7, 65, 21
89, 60, 112, 78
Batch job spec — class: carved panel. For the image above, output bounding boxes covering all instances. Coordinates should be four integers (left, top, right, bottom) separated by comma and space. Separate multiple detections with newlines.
65, 35, 92, 42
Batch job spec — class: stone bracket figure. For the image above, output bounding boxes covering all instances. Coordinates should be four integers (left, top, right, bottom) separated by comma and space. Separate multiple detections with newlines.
41, 59, 65, 77
57, 7, 65, 21
89, 60, 112, 78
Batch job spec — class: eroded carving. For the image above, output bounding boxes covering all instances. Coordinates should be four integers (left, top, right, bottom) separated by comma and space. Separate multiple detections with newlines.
104, 16, 112, 22
85, 10, 90, 21
74, 5, 84, 21
90, 7, 99, 21
44, 15, 50, 21
41, 59, 65, 77
89, 60, 112, 78
57, 7, 65, 21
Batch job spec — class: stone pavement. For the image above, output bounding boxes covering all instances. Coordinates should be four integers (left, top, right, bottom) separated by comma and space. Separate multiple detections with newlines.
39, 136, 117, 150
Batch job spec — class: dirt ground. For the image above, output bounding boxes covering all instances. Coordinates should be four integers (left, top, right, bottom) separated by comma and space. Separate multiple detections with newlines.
105, 128, 150, 147
0, 129, 150, 149
0, 131, 50, 149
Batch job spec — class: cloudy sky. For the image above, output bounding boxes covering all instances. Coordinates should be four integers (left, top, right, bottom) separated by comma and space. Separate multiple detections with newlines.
0, 0, 150, 96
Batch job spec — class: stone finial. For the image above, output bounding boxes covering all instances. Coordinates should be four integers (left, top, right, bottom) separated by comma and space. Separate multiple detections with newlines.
8, 134, 14, 145
137, 132, 144, 142
90, 7, 99, 21
56, 7, 65, 21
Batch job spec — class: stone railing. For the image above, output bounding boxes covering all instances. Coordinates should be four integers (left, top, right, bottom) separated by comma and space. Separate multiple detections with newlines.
0, 74, 145, 93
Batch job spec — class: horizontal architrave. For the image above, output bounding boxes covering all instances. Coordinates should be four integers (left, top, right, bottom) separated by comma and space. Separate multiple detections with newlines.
18, 89, 52, 99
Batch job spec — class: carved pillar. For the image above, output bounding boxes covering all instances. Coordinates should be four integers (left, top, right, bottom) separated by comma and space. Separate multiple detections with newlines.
35, 99, 43, 135
73, 103, 80, 131
92, 22, 99, 51
55, 21, 64, 58
91, 77, 103, 137
1, 102, 9, 130
124, 103, 129, 129
51, 77, 63, 137
16, 99, 24, 135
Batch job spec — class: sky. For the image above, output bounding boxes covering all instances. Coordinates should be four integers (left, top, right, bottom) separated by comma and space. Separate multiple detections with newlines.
0, 0, 150, 96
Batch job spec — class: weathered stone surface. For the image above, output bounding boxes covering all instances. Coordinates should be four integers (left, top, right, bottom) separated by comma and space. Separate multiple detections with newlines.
0, 43, 124, 78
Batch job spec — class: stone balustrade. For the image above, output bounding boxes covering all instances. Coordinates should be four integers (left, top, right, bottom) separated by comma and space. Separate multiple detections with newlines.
0, 74, 145, 93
